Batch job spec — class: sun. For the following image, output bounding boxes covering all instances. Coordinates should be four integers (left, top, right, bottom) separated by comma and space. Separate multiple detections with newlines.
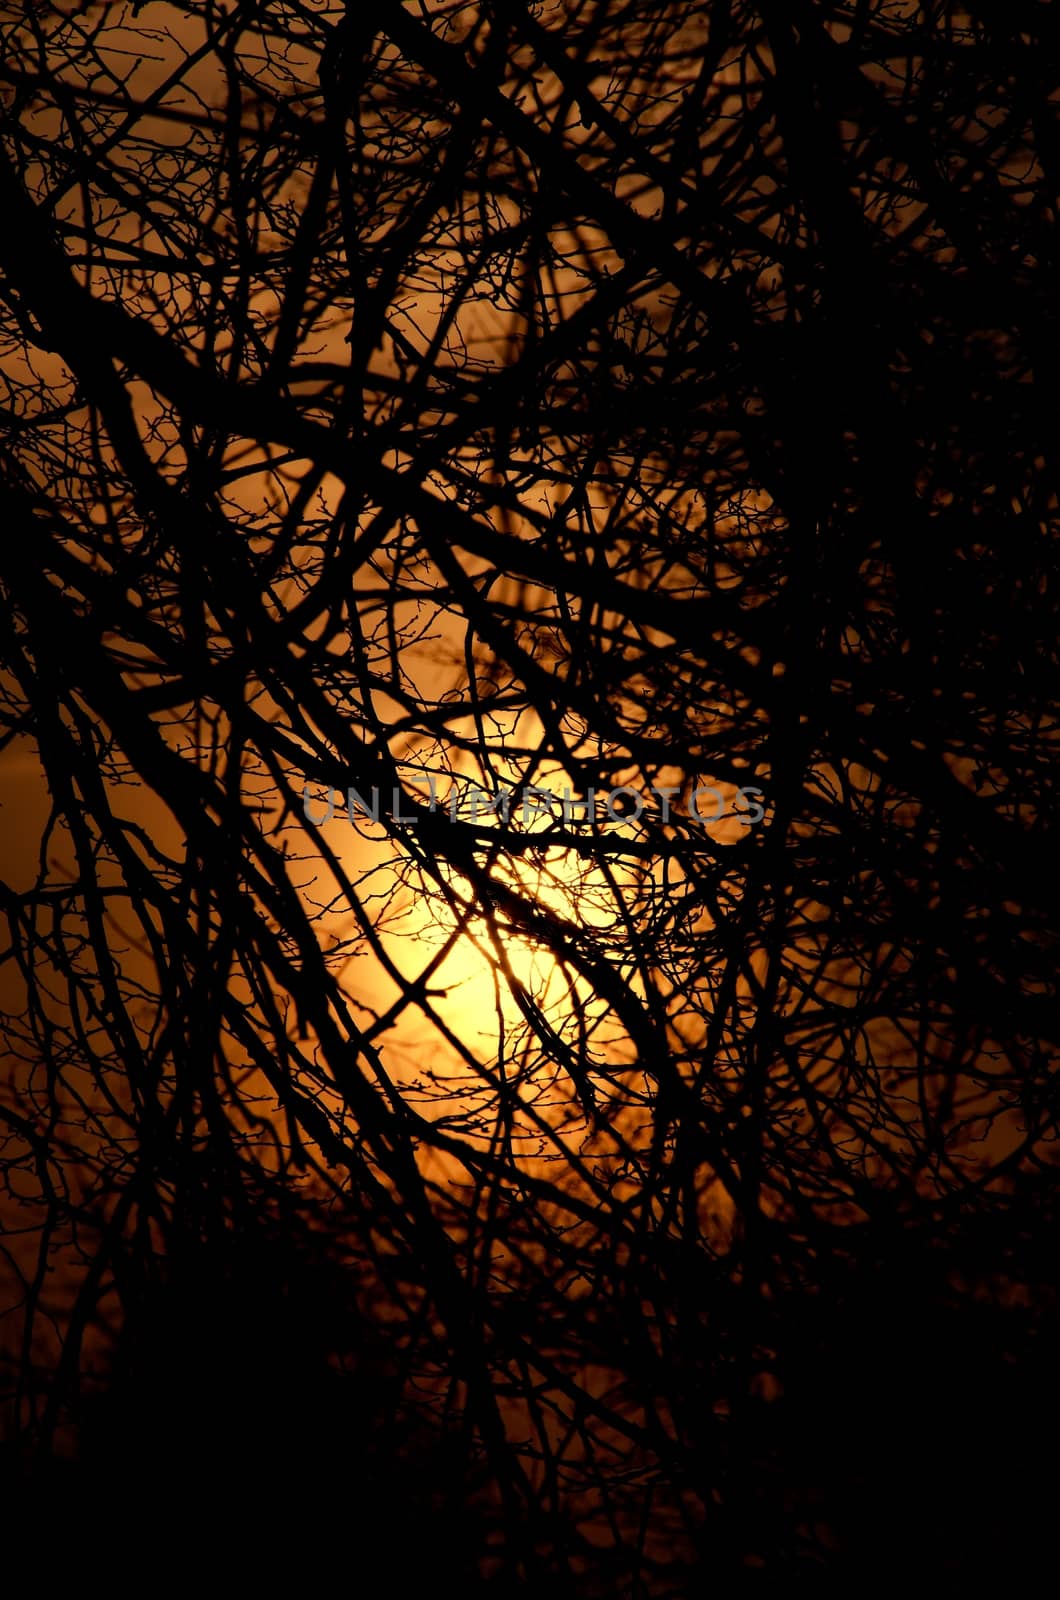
293, 775, 640, 1122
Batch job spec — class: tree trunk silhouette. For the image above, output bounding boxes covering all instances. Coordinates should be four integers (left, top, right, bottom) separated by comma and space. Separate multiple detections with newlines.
1, 0, 1057, 1583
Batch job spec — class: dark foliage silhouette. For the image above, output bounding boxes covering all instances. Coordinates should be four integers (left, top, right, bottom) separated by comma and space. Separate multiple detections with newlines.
1, 0, 1058, 1584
